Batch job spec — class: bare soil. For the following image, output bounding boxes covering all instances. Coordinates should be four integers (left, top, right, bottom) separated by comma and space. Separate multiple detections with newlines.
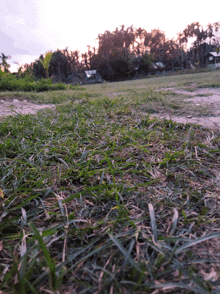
0, 97, 55, 118
153, 87, 220, 129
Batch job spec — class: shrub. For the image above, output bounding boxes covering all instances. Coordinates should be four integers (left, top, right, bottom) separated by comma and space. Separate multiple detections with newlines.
0, 74, 67, 92
0, 74, 19, 91
34, 78, 53, 92
0, 74, 35, 91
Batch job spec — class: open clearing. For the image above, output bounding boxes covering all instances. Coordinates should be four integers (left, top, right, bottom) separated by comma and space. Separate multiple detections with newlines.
1, 71, 220, 293
2, 87, 220, 129
1, 72, 220, 129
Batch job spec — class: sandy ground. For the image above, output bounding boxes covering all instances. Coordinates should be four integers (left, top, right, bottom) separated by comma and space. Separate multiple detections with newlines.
1, 88, 220, 129
153, 87, 220, 129
0, 98, 55, 118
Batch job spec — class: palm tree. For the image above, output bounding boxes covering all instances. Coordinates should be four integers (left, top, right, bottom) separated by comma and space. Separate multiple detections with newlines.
0, 53, 11, 72
40, 51, 53, 78
135, 28, 146, 54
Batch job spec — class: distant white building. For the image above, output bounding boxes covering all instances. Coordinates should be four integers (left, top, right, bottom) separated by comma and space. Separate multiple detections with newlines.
150, 62, 165, 73
207, 52, 220, 69
84, 70, 103, 83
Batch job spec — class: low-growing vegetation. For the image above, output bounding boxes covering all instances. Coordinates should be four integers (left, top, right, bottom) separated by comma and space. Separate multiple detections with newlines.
0, 74, 67, 92
0, 71, 220, 293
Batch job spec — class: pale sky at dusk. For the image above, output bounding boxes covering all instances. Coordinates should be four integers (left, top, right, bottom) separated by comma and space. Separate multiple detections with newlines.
1, 0, 219, 72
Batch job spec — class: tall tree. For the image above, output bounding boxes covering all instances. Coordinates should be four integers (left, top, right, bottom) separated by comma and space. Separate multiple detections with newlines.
178, 22, 220, 66
144, 29, 166, 61
82, 52, 89, 69
209, 22, 220, 47
135, 27, 146, 54
32, 56, 46, 79
49, 50, 68, 81
97, 25, 135, 59
162, 39, 183, 70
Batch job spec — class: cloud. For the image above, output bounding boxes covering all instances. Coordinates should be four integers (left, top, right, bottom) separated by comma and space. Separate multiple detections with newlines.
15, 18, 26, 25
0, 30, 29, 55
0, 0, 48, 55
9, 53, 40, 72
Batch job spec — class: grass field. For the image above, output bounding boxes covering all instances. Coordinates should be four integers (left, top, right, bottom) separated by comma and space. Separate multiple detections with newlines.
1, 71, 220, 293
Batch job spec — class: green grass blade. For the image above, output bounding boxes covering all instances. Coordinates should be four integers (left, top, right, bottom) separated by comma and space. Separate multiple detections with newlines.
28, 221, 56, 290
169, 208, 178, 236
148, 203, 158, 242
108, 233, 142, 273
152, 281, 210, 294
176, 232, 220, 254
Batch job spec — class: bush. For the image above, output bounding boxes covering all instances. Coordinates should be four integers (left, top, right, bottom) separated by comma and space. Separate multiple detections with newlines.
17, 76, 35, 91
0, 74, 36, 91
0, 74, 19, 91
34, 78, 53, 92
0, 74, 67, 92
0, 67, 6, 79
51, 82, 66, 90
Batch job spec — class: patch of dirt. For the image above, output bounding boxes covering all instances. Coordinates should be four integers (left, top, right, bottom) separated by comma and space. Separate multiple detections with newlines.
164, 87, 220, 98
152, 114, 220, 129
0, 97, 55, 118
153, 87, 220, 129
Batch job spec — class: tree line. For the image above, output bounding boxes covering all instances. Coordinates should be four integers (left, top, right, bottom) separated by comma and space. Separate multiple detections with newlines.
1, 21, 220, 82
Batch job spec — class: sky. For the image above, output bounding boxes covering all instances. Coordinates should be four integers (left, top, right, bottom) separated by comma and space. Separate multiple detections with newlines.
1, 0, 220, 72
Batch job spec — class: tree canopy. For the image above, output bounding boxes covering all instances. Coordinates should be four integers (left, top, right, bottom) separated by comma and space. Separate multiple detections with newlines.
3, 21, 220, 82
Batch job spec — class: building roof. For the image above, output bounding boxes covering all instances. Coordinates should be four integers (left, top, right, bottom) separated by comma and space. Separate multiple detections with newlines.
155, 62, 165, 68
85, 70, 97, 74
150, 62, 165, 69
209, 52, 220, 57
85, 70, 97, 78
